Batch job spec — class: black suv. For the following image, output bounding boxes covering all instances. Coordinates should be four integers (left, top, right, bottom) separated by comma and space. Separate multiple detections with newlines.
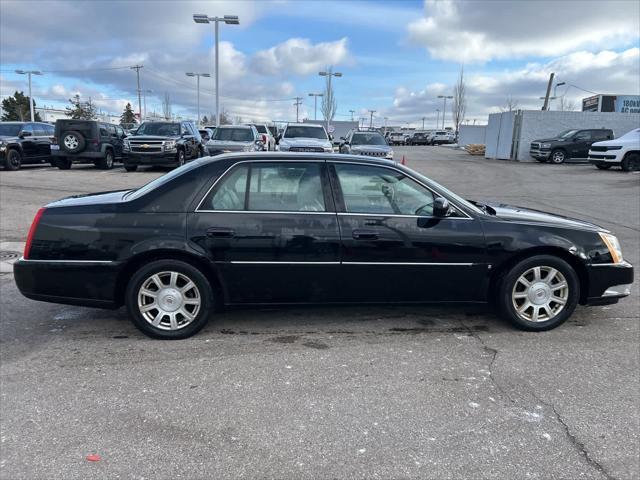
52, 119, 127, 170
123, 121, 203, 172
530, 129, 614, 164
408, 132, 430, 145
0, 122, 55, 170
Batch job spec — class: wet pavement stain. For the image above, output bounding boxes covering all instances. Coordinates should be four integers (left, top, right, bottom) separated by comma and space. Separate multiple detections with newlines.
269, 335, 300, 344
302, 341, 330, 350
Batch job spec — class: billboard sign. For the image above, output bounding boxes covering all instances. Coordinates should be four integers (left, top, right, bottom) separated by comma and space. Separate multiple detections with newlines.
615, 96, 640, 113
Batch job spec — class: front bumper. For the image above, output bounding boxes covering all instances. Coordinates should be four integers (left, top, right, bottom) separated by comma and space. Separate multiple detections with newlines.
530, 149, 551, 159
589, 153, 621, 166
585, 261, 634, 305
125, 152, 178, 165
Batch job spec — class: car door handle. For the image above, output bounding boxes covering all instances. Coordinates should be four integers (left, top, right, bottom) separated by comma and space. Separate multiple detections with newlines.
206, 228, 235, 238
352, 229, 379, 240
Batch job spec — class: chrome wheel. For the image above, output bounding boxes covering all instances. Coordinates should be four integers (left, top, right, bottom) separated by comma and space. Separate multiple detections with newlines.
551, 150, 566, 164
137, 271, 201, 331
64, 135, 78, 150
512, 266, 569, 322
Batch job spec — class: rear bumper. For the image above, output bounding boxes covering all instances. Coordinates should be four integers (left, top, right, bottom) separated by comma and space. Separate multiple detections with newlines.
584, 261, 634, 305
13, 258, 122, 308
52, 150, 104, 162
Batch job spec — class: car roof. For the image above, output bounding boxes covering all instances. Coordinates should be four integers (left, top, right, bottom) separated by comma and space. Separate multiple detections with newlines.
201, 151, 396, 166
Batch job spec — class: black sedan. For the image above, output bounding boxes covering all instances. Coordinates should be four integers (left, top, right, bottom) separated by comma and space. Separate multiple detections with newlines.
14, 153, 633, 339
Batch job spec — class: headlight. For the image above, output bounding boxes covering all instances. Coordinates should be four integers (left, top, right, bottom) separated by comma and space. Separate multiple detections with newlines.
164, 140, 177, 151
599, 232, 623, 263
0, 141, 6, 151
541, 143, 551, 148
324, 145, 333, 152
123, 140, 130, 151
386, 150, 394, 158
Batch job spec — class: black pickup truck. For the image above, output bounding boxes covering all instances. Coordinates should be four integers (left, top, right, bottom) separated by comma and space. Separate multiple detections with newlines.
530, 128, 613, 164
123, 121, 203, 172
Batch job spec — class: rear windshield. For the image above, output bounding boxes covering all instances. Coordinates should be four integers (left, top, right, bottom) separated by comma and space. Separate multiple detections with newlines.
213, 128, 254, 142
284, 126, 327, 139
351, 133, 387, 145
0, 124, 22, 136
136, 123, 180, 136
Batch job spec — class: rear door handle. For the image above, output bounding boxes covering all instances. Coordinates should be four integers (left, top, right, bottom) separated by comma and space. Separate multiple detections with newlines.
352, 229, 379, 240
206, 227, 235, 238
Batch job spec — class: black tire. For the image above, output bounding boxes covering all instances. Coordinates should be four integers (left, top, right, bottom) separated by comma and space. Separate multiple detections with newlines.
124, 164, 138, 172
595, 164, 611, 170
176, 149, 186, 167
497, 255, 579, 331
56, 157, 72, 170
550, 149, 567, 164
535, 158, 547, 163
61, 130, 86, 154
96, 150, 114, 170
621, 152, 640, 172
126, 259, 214, 339
4, 149, 21, 171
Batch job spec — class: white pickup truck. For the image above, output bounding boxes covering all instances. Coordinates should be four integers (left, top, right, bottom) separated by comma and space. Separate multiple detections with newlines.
588, 128, 640, 171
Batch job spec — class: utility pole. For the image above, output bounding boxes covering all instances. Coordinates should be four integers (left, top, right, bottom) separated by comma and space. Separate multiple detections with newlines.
349, 110, 355, 122
437, 95, 453, 129
131, 65, 143, 123
368, 110, 376, 129
308, 93, 323, 120
421, 117, 426, 130
294, 97, 303, 122
15, 70, 42, 121
541, 72, 555, 111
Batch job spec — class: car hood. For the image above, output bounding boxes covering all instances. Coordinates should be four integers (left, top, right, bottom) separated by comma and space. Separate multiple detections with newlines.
592, 137, 639, 147
47, 190, 129, 208
280, 137, 331, 147
484, 202, 604, 232
130, 135, 179, 141
532, 138, 564, 143
0, 135, 19, 142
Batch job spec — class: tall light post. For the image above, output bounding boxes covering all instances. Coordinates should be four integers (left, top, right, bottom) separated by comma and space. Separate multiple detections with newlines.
421, 116, 426, 130
368, 110, 376, 129
318, 69, 342, 131
186, 72, 210, 125
349, 109, 355, 122
15, 70, 42, 121
308, 93, 323, 120
437, 95, 453, 129
141, 89, 153, 121
193, 14, 239, 127
436, 109, 440, 129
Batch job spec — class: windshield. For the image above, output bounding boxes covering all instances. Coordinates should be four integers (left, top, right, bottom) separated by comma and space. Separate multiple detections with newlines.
559, 129, 578, 138
352, 133, 387, 145
213, 128, 254, 142
136, 123, 180, 136
0, 124, 22, 136
284, 126, 327, 139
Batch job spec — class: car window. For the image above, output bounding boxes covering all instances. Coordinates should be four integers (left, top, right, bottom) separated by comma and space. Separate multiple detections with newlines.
108, 125, 117, 136
99, 125, 109, 136
253, 125, 268, 134
32, 124, 46, 136
209, 165, 249, 211
20, 124, 34, 135
591, 130, 610, 141
335, 164, 434, 216
248, 163, 325, 212
44, 124, 55, 135
575, 131, 591, 140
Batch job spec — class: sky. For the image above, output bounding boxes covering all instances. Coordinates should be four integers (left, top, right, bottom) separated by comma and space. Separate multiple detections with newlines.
1, 0, 639, 128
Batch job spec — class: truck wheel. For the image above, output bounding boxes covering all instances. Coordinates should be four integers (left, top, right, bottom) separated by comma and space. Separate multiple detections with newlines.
5, 149, 21, 171
124, 164, 138, 172
176, 149, 186, 167
595, 164, 611, 170
550, 149, 567, 164
621, 152, 640, 172
97, 150, 114, 170
56, 158, 72, 170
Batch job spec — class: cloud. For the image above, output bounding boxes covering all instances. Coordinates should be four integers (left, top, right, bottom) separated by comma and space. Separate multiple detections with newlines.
407, 0, 640, 63
251, 38, 350, 76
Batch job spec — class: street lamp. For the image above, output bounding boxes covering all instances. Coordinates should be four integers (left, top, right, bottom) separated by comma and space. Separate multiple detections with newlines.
319, 69, 342, 131
349, 109, 355, 122
437, 95, 453, 129
193, 14, 239, 127
186, 72, 211, 125
308, 93, 323, 121
15, 70, 43, 121
436, 109, 440, 129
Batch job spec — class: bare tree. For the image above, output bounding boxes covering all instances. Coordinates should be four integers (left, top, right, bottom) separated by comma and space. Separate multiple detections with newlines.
452, 66, 466, 134
320, 66, 337, 130
558, 97, 577, 111
162, 92, 172, 120
500, 95, 519, 112
219, 108, 232, 125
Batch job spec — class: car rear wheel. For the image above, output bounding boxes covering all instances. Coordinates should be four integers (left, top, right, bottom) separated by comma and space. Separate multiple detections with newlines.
5, 149, 21, 171
126, 260, 214, 339
498, 255, 579, 331
96, 150, 114, 170
61, 131, 86, 154
550, 149, 567, 164
595, 164, 611, 170
621, 152, 640, 172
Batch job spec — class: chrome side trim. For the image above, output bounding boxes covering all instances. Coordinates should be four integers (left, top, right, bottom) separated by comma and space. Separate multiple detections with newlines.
336, 212, 473, 221
19, 257, 114, 264
590, 262, 631, 267
342, 262, 476, 266
197, 210, 334, 215
227, 261, 340, 265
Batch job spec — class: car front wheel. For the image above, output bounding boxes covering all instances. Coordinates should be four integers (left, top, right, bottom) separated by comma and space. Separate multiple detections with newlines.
621, 152, 640, 172
550, 149, 567, 164
126, 260, 214, 339
5, 149, 21, 170
176, 149, 186, 167
498, 255, 579, 331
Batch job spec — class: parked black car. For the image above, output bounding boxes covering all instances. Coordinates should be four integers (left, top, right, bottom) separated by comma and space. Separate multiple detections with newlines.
51, 120, 127, 170
408, 132, 430, 145
14, 153, 633, 339
124, 121, 203, 172
530, 129, 613, 164
0, 122, 54, 170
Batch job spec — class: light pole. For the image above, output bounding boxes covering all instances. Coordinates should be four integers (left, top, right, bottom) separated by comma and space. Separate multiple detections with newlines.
186, 72, 210, 125
318, 69, 342, 131
141, 89, 152, 121
349, 109, 355, 122
384, 117, 388, 136
368, 110, 376, 129
421, 116, 426, 130
308, 93, 323, 120
15, 70, 42, 121
436, 109, 440, 129
193, 14, 239, 127
437, 95, 453, 129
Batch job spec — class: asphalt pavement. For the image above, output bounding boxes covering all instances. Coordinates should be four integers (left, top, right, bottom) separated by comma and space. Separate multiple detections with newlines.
1, 148, 638, 479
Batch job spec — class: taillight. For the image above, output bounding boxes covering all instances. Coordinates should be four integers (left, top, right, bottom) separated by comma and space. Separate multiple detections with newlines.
261, 134, 267, 143
24, 208, 46, 259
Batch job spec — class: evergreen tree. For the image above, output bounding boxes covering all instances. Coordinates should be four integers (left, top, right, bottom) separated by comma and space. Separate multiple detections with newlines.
120, 102, 136, 126
65, 95, 97, 120
202, 115, 209, 125
1, 91, 42, 121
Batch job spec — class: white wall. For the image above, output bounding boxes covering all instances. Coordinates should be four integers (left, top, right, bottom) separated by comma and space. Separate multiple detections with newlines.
458, 125, 486, 146
485, 111, 515, 159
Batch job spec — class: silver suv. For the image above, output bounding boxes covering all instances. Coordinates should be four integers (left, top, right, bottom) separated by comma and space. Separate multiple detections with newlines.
277, 123, 333, 153
339, 130, 394, 160
205, 125, 264, 156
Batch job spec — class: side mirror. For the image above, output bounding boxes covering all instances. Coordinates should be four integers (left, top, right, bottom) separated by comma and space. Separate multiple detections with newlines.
433, 197, 451, 217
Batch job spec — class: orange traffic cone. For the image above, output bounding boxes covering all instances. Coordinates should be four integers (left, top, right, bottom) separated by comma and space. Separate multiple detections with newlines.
401, 155, 406, 165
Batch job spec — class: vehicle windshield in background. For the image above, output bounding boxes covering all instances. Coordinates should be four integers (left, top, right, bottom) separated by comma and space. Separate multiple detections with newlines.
434, 131, 447, 135
559, 129, 578, 138
136, 123, 180, 136
284, 126, 327, 139
252, 125, 268, 133
0, 124, 22, 136
352, 133, 387, 145
213, 128, 254, 142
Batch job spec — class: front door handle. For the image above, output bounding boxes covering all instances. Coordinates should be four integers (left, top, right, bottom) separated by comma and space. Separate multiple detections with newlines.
206, 227, 235, 238
352, 229, 379, 240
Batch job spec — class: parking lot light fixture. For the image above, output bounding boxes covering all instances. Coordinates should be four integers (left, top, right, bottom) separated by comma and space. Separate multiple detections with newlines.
437, 95, 453, 129
186, 72, 211, 125
318, 70, 343, 131
308, 93, 323, 120
193, 13, 240, 127
15, 70, 43, 122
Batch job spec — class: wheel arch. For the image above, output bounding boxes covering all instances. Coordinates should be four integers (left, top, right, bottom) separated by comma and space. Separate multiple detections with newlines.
489, 246, 589, 304
622, 149, 639, 159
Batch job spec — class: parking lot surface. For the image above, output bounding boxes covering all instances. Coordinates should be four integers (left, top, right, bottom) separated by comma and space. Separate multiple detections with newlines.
1, 147, 638, 479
